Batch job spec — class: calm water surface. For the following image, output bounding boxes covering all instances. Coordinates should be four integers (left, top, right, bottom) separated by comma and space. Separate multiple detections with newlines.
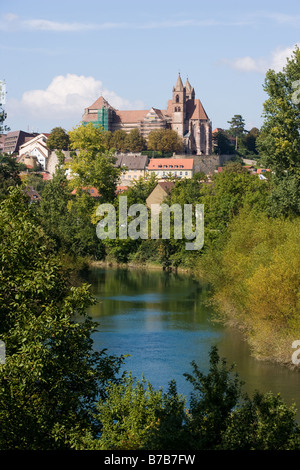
85, 267, 300, 417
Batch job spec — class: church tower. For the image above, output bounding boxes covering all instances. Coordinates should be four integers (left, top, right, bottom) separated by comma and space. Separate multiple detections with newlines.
184, 78, 195, 101
172, 73, 186, 137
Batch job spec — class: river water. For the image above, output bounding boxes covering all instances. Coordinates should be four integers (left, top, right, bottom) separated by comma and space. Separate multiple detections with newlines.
85, 267, 300, 418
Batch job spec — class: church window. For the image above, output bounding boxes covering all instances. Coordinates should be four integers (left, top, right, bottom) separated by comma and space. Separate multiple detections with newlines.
178, 107, 181, 111
176, 94, 179, 103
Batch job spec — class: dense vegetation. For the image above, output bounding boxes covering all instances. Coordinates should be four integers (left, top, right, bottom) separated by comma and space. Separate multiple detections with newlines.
0, 48, 300, 450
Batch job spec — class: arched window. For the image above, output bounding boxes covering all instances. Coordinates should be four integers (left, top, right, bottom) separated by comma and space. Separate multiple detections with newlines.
178, 106, 181, 111
174, 107, 178, 112
176, 94, 179, 103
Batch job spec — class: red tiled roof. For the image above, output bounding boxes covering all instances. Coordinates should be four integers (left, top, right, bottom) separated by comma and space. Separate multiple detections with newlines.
88, 96, 114, 110
114, 110, 150, 123
116, 185, 128, 193
158, 181, 175, 193
186, 99, 208, 120
148, 158, 194, 170
41, 172, 52, 180
71, 187, 101, 197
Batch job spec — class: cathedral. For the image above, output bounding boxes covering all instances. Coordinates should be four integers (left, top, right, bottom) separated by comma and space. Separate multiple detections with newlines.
82, 74, 212, 155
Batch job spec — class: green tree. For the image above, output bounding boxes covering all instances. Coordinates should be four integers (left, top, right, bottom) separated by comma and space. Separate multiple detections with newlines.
111, 129, 128, 152
0, 154, 22, 201
212, 130, 235, 155
0, 105, 9, 133
47, 127, 70, 151
0, 187, 125, 449
147, 129, 183, 154
243, 127, 260, 154
183, 346, 244, 450
38, 164, 104, 260
227, 114, 246, 137
200, 162, 269, 234
67, 123, 121, 203
125, 128, 146, 153
257, 46, 300, 216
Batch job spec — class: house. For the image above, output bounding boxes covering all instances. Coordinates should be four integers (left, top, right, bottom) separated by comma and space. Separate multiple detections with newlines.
4, 130, 39, 155
71, 187, 101, 198
146, 181, 175, 215
17, 133, 50, 170
82, 74, 212, 155
23, 186, 41, 203
256, 168, 270, 174
117, 154, 148, 186
146, 158, 194, 179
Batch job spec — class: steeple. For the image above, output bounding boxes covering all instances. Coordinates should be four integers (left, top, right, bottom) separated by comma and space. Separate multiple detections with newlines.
185, 78, 195, 100
174, 73, 184, 91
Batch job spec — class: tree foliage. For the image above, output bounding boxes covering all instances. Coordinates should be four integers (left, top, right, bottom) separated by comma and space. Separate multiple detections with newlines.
0, 187, 125, 449
147, 129, 183, 153
47, 127, 70, 151
67, 123, 121, 203
257, 46, 300, 216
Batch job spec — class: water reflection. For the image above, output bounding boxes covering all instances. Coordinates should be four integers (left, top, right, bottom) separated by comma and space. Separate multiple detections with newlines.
84, 267, 300, 418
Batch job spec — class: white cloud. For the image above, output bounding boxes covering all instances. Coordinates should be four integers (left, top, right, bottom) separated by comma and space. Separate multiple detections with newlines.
0, 13, 253, 33
224, 44, 300, 74
23, 19, 97, 32
7, 74, 145, 123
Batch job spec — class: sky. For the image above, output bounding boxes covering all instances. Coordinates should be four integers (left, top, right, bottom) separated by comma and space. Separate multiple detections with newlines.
1, 0, 300, 134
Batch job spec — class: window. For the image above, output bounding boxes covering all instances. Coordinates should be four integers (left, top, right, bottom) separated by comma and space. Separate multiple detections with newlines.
176, 94, 179, 103
180, 165, 183, 168
185, 172, 188, 175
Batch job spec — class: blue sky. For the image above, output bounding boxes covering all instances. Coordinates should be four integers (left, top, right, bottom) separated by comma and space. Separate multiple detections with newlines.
1, 0, 300, 134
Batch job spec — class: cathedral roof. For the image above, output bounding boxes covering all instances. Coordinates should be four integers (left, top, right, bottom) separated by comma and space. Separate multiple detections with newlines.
114, 110, 150, 123
87, 96, 114, 110
186, 99, 209, 120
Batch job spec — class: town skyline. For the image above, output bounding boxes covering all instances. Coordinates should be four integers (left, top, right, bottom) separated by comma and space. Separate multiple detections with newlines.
1, 0, 300, 134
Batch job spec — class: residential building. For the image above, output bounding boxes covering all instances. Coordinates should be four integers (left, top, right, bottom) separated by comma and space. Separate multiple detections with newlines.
146, 182, 175, 215
17, 133, 50, 170
4, 130, 38, 155
0, 134, 5, 153
146, 158, 194, 179
82, 74, 212, 155
117, 153, 148, 185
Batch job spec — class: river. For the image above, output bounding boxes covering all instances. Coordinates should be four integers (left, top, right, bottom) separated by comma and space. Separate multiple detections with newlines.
84, 266, 300, 418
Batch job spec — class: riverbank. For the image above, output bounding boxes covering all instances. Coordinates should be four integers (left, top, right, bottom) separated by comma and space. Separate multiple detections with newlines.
88, 259, 192, 274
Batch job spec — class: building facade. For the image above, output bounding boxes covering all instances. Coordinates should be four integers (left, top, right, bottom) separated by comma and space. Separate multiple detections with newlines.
17, 133, 50, 170
82, 74, 212, 155
147, 158, 194, 179
4, 130, 39, 155
116, 153, 148, 186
